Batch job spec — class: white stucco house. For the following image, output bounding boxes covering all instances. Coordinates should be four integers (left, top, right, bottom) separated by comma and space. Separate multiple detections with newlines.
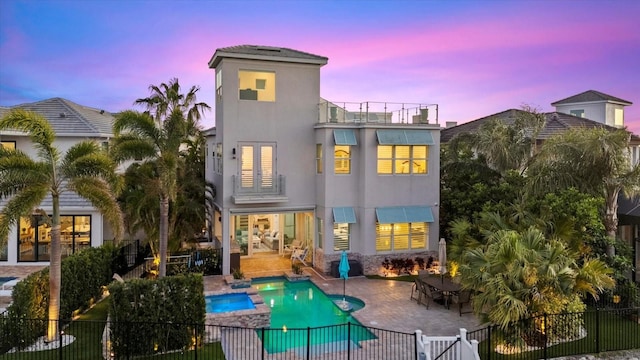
0, 98, 120, 265
205, 45, 442, 276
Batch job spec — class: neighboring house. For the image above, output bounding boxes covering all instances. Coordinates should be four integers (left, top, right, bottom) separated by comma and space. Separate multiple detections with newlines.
205, 45, 441, 276
551, 89, 632, 129
0, 98, 119, 265
441, 90, 640, 282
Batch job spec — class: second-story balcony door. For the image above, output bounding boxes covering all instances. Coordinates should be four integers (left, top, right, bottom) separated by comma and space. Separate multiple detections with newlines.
240, 142, 276, 193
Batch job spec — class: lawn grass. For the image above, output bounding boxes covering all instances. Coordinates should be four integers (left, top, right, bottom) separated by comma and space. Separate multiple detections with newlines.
2, 297, 225, 359
477, 309, 640, 359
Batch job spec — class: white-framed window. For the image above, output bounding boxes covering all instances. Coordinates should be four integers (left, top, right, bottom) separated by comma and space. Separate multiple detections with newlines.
216, 69, 222, 99
316, 144, 323, 174
1, 141, 16, 150
333, 223, 350, 251
238, 70, 275, 102
615, 108, 624, 127
570, 109, 585, 118
334, 145, 351, 174
377, 145, 428, 174
214, 143, 223, 174
375, 222, 427, 252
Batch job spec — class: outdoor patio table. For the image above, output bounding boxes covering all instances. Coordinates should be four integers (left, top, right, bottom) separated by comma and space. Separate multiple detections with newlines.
419, 274, 462, 309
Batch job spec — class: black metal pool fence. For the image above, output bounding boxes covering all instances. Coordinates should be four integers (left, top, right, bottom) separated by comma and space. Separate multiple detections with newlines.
466, 307, 640, 360
1, 307, 638, 359
0, 319, 417, 359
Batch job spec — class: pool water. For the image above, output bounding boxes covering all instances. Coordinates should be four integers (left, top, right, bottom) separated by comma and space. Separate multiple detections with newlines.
205, 293, 255, 313
0, 277, 17, 287
253, 277, 376, 354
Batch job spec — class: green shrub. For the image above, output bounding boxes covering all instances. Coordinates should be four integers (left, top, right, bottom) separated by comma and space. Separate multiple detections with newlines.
3, 245, 121, 350
108, 273, 205, 357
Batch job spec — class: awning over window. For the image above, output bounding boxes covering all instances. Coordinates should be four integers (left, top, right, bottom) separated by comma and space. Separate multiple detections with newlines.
334, 129, 357, 145
375, 206, 434, 224
333, 207, 357, 223
376, 130, 434, 145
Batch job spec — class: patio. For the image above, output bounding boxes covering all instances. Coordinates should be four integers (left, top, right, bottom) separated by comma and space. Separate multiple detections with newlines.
1, 259, 482, 337
205, 256, 482, 336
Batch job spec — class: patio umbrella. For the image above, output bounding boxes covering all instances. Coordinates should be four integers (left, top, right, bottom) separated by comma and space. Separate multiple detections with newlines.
439, 238, 447, 278
338, 251, 352, 310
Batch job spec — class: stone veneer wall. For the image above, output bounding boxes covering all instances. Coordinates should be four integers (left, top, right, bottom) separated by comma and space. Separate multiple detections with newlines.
205, 304, 270, 328
313, 248, 439, 276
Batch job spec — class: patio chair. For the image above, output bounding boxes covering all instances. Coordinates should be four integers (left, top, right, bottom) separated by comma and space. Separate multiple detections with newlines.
451, 289, 472, 316
291, 247, 309, 266
282, 239, 302, 257
420, 280, 444, 309
410, 278, 424, 303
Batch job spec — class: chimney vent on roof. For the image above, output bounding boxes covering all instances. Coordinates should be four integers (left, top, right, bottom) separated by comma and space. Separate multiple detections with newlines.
100, 110, 104, 114
59, 112, 66, 118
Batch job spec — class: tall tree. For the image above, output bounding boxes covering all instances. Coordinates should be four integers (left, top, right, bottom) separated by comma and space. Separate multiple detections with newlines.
447, 106, 546, 176
0, 109, 123, 341
528, 127, 640, 256
111, 78, 210, 277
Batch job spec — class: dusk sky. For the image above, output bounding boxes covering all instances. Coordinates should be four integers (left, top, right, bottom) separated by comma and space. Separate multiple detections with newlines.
1, 0, 639, 133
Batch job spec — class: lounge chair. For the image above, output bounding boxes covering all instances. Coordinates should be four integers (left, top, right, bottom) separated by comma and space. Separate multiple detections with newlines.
451, 289, 472, 316
291, 247, 309, 266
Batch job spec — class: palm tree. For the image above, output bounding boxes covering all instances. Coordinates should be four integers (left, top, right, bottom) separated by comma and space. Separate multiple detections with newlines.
111, 78, 210, 277
0, 109, 123, 341
448, 106, 546, 176
460, 227, 614, 330
528, 127, 640, 256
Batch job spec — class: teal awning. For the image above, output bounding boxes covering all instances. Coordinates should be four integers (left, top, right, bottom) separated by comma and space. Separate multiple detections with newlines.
333, 207, 356, 223
375, 206, 434, 224
376, 130, 434, 145
334, 129, 357, 145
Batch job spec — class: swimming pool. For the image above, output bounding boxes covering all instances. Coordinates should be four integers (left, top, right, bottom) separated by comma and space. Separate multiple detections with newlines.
253, 277, 376, 354
205, 292, 256, 313
0, 277, 17, 286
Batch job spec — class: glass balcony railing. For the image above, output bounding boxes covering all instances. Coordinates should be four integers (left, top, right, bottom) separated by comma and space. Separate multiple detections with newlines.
319, 100, 438, 125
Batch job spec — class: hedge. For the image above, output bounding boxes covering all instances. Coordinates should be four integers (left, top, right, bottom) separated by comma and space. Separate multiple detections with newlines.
1, 245, 119, 351
108, 273, 205, 356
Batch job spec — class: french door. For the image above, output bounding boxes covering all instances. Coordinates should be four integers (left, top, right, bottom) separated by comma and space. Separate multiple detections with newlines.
239, 142, 276, 194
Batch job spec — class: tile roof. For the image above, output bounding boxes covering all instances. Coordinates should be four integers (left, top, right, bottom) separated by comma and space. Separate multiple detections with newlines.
551, 90, 632, 106
441, 109, 640, 144
208, 45, 328, 68
0, 185, 94, 210
0, 97, 114, 137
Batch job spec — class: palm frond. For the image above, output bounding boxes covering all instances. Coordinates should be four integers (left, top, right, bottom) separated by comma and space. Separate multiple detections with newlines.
68, 177, 124, 240
0, 185, 49, 247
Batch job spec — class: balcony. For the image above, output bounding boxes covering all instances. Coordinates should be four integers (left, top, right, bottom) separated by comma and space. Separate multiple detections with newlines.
319, 100, 438, 125
231, 174, 288, 204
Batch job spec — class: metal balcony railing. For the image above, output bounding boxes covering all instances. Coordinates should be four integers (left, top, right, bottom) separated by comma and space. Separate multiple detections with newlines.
232, 174, 286, 198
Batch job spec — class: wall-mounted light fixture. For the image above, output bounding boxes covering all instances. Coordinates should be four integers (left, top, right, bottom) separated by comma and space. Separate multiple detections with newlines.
232, 148, 236, 159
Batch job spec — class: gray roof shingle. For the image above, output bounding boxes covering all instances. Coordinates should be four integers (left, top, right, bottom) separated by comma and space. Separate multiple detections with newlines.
0, 97, 114, 137
209, 45, 328, 68
551, 90, 632, 106
441, 109, 640, 144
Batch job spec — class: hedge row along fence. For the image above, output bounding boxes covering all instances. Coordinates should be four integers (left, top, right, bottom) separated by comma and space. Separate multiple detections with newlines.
108, 273, 205, 356
0, 245, 119, 352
